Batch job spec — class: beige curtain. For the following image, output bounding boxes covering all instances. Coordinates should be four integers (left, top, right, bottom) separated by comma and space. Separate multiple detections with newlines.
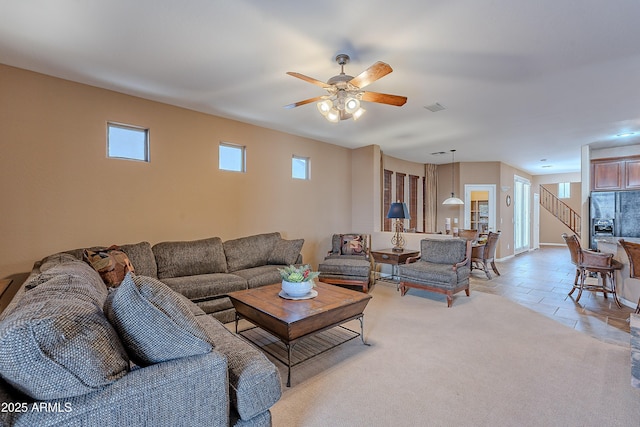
424, 164, 437, 232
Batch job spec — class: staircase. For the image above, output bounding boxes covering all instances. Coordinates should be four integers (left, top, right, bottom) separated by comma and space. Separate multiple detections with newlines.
540, 185, 581, 237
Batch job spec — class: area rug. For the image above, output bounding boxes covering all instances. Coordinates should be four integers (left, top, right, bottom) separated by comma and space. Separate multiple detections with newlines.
269, 282, 640, 426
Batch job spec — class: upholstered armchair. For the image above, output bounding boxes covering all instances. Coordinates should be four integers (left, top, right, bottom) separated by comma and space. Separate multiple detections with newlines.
398, 238, 472, 307
318, 234, 373, 292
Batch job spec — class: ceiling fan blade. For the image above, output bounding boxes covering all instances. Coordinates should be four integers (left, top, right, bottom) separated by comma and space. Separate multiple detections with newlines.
361, 91, 408, 106
349, 61, 393, 89
286, 72, 331, 88
284, 95, 326, 109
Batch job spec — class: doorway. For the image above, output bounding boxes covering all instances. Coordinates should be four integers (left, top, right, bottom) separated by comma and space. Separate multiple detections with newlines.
463, 184, 496, 233
514, 176, 531, 253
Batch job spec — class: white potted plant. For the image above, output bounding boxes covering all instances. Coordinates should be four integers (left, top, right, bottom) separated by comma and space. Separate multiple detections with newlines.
278, 264, 319, 297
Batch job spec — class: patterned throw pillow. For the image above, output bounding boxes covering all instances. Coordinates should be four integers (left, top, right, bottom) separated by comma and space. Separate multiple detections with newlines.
104, 273, 212, 366
84, 245, 135, 287
340, 234, 366, 256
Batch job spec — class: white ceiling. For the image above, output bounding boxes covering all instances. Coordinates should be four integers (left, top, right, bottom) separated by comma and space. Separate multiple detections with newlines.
2, 0, 640, 175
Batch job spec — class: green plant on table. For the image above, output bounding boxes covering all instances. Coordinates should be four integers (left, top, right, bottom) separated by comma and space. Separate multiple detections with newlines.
278, 264, 319, 284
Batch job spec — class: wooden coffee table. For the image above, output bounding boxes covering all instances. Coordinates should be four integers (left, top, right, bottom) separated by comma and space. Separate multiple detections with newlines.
228, 282, 372, 386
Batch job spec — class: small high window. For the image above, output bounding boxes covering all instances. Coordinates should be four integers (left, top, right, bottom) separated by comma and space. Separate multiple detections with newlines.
558, 182, 571, 199
219, 142, 245, 172
107, 122, 149, 161
292, 156, 310, 180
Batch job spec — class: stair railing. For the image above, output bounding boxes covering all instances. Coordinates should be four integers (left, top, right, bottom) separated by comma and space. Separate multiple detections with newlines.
539, 185, 581, 237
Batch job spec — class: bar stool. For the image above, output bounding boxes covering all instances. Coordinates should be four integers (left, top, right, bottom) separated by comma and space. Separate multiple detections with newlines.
561, 233, 623, 307
619, 239, 640, 314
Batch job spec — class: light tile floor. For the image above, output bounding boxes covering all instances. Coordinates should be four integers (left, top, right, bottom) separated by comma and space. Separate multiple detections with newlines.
470, 245, 634, 346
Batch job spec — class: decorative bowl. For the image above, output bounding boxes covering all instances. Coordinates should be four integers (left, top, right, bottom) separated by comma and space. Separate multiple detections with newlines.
281, 280, 313, 297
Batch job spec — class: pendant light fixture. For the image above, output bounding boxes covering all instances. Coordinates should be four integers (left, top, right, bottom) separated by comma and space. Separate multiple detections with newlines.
443, 149, 464, 205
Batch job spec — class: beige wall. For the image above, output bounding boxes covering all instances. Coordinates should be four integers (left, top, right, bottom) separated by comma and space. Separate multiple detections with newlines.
0, 64, 354, 278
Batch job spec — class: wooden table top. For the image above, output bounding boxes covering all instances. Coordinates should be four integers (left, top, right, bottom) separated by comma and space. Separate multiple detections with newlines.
228, 282, 371, 342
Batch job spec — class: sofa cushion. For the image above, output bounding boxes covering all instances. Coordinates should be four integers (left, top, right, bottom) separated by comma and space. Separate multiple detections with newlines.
318, 258, 371, 279
232, 265, 283, 289
153, 237, 227, 279
420, 238, 467, 264
104, 273, 212, 366
224, 232, 281, 272
0, 274, 130, 400
196, 313, 282, 421
120, 241, 157, 278
24, 258, 108, 299
160, 273, 247, 300
84, 246, 135, 287
267, 238, 304, 265
398, 261, 471, 289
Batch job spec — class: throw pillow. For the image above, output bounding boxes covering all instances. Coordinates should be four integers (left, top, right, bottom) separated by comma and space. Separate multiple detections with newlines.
84, 245, 135, 287
0, 274, 130, 400
268, 238, 304, 265
340, 234, 366, 256
104, 273, 212, 366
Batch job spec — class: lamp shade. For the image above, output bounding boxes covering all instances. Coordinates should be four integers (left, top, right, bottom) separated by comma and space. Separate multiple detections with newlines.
443, 196, 464, 205
387, 202, 411, 219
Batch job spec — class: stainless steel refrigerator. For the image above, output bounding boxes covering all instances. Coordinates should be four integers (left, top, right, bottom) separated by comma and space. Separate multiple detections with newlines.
589, 190, 640, 249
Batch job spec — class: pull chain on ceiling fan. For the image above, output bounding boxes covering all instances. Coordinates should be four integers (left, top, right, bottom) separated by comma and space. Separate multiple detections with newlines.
284, 54, 407, 122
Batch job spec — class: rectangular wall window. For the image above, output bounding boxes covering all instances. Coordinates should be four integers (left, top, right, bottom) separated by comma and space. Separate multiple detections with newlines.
292, 155, 310, 180
219, 142, 246, 172
409, 175, 419, 231
558, 182, 570, 199
107, 122, 149, 162
383, 170, 393, 232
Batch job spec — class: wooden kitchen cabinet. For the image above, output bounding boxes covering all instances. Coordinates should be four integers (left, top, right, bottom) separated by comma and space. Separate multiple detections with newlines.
591, 156, 640, 191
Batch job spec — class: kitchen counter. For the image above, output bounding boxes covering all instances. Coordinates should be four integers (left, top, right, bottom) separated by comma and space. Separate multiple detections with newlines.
595, 237, 640, 309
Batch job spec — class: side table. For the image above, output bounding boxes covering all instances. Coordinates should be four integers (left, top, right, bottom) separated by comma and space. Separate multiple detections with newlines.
371, 249, 419, 283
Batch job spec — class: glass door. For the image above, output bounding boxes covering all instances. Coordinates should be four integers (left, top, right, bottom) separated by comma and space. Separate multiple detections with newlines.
514, 175, 531, 253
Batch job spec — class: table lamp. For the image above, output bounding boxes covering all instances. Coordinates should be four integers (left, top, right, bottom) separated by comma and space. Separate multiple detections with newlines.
387, 201, 411, 252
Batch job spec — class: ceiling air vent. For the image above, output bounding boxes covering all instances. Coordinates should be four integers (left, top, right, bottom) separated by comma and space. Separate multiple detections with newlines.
424, 103, 446, 112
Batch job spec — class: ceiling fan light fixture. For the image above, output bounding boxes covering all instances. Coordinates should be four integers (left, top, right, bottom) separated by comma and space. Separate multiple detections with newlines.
352, 107, 366, 120
344, 97, 360, 114
317, 99, 333, 115
326, 108, 340, 123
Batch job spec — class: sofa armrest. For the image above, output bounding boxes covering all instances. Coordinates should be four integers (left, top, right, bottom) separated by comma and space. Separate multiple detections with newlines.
7, 352, 229, 427
405, 255, 420, 264
453, 240, 472, 270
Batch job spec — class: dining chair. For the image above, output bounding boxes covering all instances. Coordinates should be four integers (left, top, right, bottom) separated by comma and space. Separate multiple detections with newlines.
561, 233, 622, 307
619, 239, 640, 314
457, 229, 479, 241
471, 231, 501, 279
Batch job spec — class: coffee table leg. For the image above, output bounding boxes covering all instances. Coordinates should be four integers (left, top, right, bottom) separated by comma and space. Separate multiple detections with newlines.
358, 316, 371, 346
234, 313, 240, 334
285, 342, 296, 387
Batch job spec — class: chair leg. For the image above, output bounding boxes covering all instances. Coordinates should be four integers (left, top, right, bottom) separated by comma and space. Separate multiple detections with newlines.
490, 261, 500, 276
483, 262, 492, 280
399, 283, 408, 296
465, 288, 470, 297
446, 293, 453, 307
576, 271, 586, 302
568, 269, 580, 296
636, 297, 640, 314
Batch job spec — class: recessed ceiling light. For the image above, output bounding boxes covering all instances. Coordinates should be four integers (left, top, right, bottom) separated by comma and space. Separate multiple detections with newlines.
540, 158, 548, 162
541, 165, 552, 168
616, 132, 636, 137
430, 151, 447, 155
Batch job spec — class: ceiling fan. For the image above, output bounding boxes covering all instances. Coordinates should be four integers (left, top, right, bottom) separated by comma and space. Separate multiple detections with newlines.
284, 54, 407, 122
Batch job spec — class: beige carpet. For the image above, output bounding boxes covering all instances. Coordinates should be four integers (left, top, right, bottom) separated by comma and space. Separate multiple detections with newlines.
268, 281, 640, 427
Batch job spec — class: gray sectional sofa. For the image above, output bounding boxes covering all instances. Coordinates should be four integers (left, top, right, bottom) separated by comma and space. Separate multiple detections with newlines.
0, 232, 303, 426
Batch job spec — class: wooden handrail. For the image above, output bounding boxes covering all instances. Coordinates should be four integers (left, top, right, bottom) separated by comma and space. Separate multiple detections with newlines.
539, 185, 581, 237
